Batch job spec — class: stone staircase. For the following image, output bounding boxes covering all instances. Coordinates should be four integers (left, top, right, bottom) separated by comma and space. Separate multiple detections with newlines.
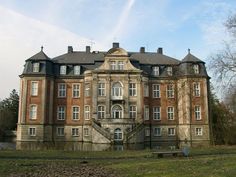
92, 120, 112, 141
126, 123, 145, 141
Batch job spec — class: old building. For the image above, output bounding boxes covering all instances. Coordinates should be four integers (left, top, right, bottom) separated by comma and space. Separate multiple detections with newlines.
17, 43, 211, 149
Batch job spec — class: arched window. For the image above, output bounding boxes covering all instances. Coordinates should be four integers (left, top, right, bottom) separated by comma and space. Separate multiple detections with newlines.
112, 82, 123, 98
112, 105, 122, 119
114, 128, 123, 140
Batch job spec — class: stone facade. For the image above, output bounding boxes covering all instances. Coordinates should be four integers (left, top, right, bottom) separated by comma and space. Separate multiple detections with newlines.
17, 43, 211, 149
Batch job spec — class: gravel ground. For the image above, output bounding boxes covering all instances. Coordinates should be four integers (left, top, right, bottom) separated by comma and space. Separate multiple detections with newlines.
9, 162, 120, 177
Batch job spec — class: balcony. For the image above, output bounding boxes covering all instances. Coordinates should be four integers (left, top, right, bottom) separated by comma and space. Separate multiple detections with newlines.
111, 95, 124, 100
100, 118, 135, 124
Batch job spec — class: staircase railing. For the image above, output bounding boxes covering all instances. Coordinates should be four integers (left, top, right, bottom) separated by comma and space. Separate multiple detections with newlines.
92, 120, 112, 140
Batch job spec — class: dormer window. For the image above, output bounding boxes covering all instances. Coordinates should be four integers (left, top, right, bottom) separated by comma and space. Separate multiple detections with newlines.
167, 66, 173, 76
60, 65, 67, 75
32, 63, 40, 72
193, 64, 199, 74
153, 66, 159, 76
110, 61, 124, 70
74, 65, 81, 75
118, 61, 124, 70
110, 61, 116, 70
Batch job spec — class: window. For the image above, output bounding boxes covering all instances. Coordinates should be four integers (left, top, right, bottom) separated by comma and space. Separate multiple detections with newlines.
168, 128, 175, 136
31, 82, 38, 96
57, 106, 65, 120
129, 105, 137, 119
195, 128, 203, 136
58, 83, 66, 97
153, 107, 161, 120
112, 105, 122, 119
110, 61, 116, 70
153, 66, 159, 76
84, 106, 90, 120
57, 127, 64, 136
129, 83, 137, 96
167, 84, 174, 98
74, 65, 81, 75
112, 82, 123, 98
29, 127, 36, 136
72, 106, 80, 120
153, 84, 160, 98
144, 105, 149, 120
72, 84, 80, 98
98, 83, 105, 96
194, 106, 201, 120
193, 64, 199, 74
85, 83, 90, 97
60, 65, 67, 75
154, 127, 161, 136
193, 83, 200, 97
114, 128, 122, 140
84, 128, 89, 136
30, 105, 37, 120
144, 83, 149, 97
145, 128, 150, 136
98, 105, 105, 119
167, 66, 173, 76
32, 63, 40, 72
167, 107, 174, 120
72, 128, 79, 136
118, 61, 124, 70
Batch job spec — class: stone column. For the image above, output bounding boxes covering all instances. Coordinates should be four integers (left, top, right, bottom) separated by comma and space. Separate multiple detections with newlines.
21, 78, 28, 124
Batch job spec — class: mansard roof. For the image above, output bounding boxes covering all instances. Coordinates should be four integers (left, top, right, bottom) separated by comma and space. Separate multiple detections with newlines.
27, 47, 50, 61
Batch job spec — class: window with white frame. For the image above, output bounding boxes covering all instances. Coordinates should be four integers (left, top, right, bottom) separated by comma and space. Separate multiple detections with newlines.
72, 128, 79, 136
85, 83, 90, 97
30, 105, 37, 120
84, 105, 90, 120
118, 61, 124, 70
153, 107, 161, 120
72, 106, 79, 120
58, 83, 66, 97
57, 127, 64, 136
167, 107, 174, 120
154, 127, 161, 136
112, 82, 123, 97
153, 84, 160, 98
129, 105, 137, 119
153, 66, 160, 76
84, 128, 89, 136
167, 84, 174, 98
110, 61, 116, 70
145, 128, 150, 136
129, 83, 137, 96
167, 66, 173, 76
194, 106, 201, 120
60, 65, 67, 75
114, 128, 123, 140
195, 128, 203, 136
98, 105, 105, 119
193, 64, 199, 74
74, 65, 81, 75
57, 106, 65, 120
98, 83, 105, 96
112, 105, 122, 119
31, 81, 38, 96
193, 82, 200, 97
32, 63, 40, 72
72, 84, 80, 98
29, 127, 36, 136
144, 83, 149, 97
144, 105, 149, 120
168, 128, 175, 136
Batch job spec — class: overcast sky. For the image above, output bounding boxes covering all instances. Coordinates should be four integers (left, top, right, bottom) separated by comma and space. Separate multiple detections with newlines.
0, 0, 236, 99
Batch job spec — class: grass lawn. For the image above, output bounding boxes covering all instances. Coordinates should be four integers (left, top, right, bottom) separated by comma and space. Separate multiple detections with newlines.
0, 146, 236, 177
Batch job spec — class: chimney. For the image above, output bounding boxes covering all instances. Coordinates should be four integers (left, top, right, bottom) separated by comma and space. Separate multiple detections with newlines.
113, 42, 119, 48
86, 46, 91, 53
68, 46, 73, 53
140, 47, 145, 53
157, 47, 163, 54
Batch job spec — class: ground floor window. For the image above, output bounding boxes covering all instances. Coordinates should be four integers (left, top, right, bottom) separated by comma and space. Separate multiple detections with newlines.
29, 127, 36, 136
114, 128, 122, 140
72, 128, 79, 136
195, 128, 203, 136
84, 128, 89, 136
57, 127, 65, 136
168, 128, 175, 136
